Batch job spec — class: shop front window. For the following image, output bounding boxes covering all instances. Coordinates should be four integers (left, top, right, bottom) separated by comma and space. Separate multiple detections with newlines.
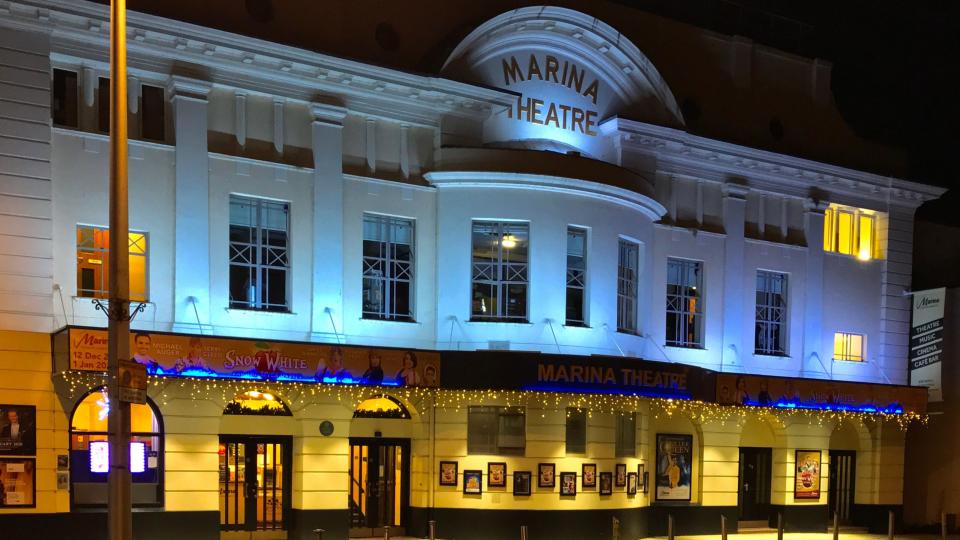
69, 388, 163, 506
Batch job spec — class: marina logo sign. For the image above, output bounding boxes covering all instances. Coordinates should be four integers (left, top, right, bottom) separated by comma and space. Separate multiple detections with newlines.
910, 288, 946, 402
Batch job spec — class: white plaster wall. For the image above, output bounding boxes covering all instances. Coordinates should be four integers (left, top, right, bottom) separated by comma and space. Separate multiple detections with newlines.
50, 131, 176, 331
822, 253, 885, 382
435, 186, 653, 357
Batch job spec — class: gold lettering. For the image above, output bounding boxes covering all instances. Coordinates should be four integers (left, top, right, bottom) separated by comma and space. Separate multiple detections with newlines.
583, 79, 599, 105
538, 363, 555, 382
530, 98, 544, 125
502, 56, 525, 86
570, 365, 583, 382
545, 103, 560, 128
571, 107, 585, 133
527, 54, 543, 81
605, 368, 617, 384
585, 110, 598, 136
555, 365, 568, 382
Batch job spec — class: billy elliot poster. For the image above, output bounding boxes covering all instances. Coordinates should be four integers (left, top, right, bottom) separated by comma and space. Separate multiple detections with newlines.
656, 433, 692, 501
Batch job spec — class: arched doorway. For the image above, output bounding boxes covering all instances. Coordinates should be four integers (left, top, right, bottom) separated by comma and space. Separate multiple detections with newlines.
348, 395, 413, 537
69, 387, 164, 507
218, 390, 293, 539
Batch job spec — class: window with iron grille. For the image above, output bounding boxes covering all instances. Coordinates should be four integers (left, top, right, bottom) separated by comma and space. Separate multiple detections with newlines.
76, 225, 148, 302
566, 227, 587, 326
666, 258, 704, 347
471, 221, 528, 322
363, 214, 414, 321
565, 408, 587, 454
615, 412, 636, 457
467, 406, 525, 455
755, 270, 788, 355
617, 240, 639, 333
229, 195, 290, 312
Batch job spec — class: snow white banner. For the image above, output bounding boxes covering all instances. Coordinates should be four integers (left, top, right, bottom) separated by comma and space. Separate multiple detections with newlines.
655, 433, 692, 501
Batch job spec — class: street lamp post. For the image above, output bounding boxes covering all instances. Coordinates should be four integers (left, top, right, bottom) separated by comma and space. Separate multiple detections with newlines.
107, 1, 132, 539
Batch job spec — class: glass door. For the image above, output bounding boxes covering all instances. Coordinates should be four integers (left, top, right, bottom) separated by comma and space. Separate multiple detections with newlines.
738, 447, 772, 522
829, 450, 856, 524
219, 436, 291, 534
348, 438, 409, 535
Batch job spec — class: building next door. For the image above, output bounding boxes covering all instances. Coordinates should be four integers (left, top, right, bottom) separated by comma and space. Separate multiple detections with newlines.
349, 438, 410, 537
829, 450, 856, 524
219, 436, 292, 539
738, 447, 773, 526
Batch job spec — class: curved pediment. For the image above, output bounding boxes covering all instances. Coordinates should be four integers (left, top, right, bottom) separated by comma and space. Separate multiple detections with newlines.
442, 6, 684, 157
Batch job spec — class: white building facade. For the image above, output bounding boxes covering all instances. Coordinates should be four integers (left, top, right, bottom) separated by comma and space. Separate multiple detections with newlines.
0, 2, 942, 539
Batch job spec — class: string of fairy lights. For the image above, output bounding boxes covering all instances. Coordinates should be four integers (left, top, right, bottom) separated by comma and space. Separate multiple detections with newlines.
57, 370, 928, 431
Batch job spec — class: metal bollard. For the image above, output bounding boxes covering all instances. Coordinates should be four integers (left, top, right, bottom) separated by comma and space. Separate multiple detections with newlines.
833, 512, 840, 540
612, 516, 620, 540
520, 524, 529, 540
777, 512, 784, 540
721, 515, 727, 540
667, 514, 675, 540
888, 510, 895, 540
384, 525, 391, 540
942, 512, 948, 540
429, 519, 437, 540
312, 529, 326, 540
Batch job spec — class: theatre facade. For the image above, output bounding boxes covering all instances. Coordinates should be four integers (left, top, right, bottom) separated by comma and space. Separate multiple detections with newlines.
0, 2, 944, 539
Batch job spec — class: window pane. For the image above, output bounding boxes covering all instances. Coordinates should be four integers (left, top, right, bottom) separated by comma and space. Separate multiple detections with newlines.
565, 408, 586, 454
97, 77, 110, 133
858, 215, 873, 260
53, 69, 78, 127
362, 214, 415, 320
666, 259, 703, 346
75, 226, 148, 300
467, 407, 497, 454
615, 413, 636, 457
229, 196, 290, 311
823, 208, 834, 251
141, 85, 165, 141
471, 221, 528, 321
836, 211, 854, 255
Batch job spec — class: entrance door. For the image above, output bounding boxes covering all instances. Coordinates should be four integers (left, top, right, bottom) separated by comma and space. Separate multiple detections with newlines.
829, 450, 856, 523
738, 447, 772, 523
219, 436, 292, 538
349, 438, 410, 537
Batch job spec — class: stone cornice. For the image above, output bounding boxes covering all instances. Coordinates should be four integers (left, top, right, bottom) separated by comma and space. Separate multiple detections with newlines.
1, 0, 515, 127
608, 118, 947, 209
167, 75, 212, 101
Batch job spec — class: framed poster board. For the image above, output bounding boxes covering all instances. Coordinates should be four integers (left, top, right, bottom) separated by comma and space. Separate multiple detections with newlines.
627, 472, 638, 495
0, 457, 36, 507
655, 433, 693, 501
488, 462, 507, 488
513, 471, 531, 496
582, 463, 597, 488
559, 472, 577, 496
794, 450, 822, 500
439, 461, 458, 486
538, 463, 555, 488
615, 463, 626, 487
0, 405, 36, 455
463, 470, 482, 494
599, 472, 613, 495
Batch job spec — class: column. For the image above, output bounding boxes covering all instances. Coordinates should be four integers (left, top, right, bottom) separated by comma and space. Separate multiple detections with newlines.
721, 184, 748, 369
802, 199, 828, 376
310, 102, 348, 340
168, 76, 212, 332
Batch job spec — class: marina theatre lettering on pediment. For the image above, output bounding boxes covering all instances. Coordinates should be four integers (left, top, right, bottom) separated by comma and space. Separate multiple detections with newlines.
501, 54, 601, 136
442, 6, 684, 157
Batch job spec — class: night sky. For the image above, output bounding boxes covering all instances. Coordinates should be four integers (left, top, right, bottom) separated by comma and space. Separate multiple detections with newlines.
107, 0, 960, 224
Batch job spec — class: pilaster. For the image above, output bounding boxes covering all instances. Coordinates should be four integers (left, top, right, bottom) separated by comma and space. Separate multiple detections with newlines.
168, 75, 212, 333
721, 183, 748, 369
802, 198, 829, 376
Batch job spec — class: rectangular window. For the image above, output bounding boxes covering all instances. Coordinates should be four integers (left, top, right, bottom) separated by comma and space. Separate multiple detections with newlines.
755, 270, 788, 355
97, 77, 110, 133
615, 412, 636, 457
566, 227, 587, 326
666, 258, 704, 347
565, 408, 587, 454
76, 226, 148, 302
362, 214, 414, 322
823, 204, 878, 261
467, 406, 525, 455
834, 332, 865, 362
140, 84, 165, 142
52, 68, 78, 127
471, 221, 528, 321
229, 195, 290, 312
617, 240, 639, 333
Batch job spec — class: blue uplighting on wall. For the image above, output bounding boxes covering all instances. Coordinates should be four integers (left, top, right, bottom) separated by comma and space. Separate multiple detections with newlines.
743, 399, 904, 415
147, 365, 399, 386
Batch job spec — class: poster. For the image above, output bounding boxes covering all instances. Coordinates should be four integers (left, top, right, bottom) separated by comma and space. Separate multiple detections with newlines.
794, 450, 821, 500
582, 463, 596, 488
0, 458, 35, 507
513, 471, 531, 496
439, 461, 458, 486
715, 373, 926, 414
0, 405, 36, 455
909, 288, 945, 403
65, 328, 440, 387
488, 462, 506, 487
463, 470, 482, 494
656, 433, 692, 501
560, 472, 577, 496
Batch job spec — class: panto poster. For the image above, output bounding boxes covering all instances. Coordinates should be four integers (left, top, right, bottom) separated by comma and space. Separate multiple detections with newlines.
794, 450, 821, 500
655, 433, 692, 501
65, 328, 440, 387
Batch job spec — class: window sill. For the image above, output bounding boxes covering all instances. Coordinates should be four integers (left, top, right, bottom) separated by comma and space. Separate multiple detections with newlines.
754, 352, 790, 359
665, 344, 706, 350
225, 307, 296, 316
832, 358, 866, 364
616, 329, 640, 336
467, 319, 531, 325
824, 251, 884, 263
563, 323, 592, 330
359, 317, 420, 326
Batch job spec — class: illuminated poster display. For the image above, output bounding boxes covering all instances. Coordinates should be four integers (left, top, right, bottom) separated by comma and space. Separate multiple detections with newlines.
89, 441, 147, 474
909, 288, 945, 402
64, 328, 440, 387
0, 458, 35, 507
655, 433, 692, 501
794, 450, 821, 500
0, 404, 35, 455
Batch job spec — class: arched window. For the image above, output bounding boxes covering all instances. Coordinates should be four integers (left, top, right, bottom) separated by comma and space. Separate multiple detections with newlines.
353, 395, 411, 419
223, 390, 292, 416
69, 387, 163, 506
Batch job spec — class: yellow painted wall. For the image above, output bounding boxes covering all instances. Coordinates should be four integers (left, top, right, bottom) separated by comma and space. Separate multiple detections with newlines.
0, 330, 69, 514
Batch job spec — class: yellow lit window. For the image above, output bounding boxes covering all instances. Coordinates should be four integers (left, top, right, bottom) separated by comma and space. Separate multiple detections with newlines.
823, 204, 879, 261
77, 225, 148, 301
833, 332, 864, 362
